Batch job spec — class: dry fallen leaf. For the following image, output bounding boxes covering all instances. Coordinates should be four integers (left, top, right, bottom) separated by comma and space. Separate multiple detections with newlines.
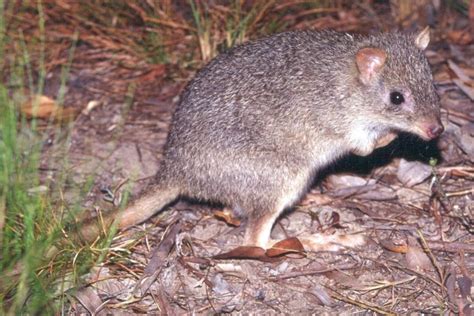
20, 94, 77, 120
212, 273, 231, 295
453, 79, 474, 101
214, 209, 241, 227
405, 237, 434, 272
299, 191, 333, 206
459, 123, 474, 158
138, 64, 166, 82
444, 265, 457, 307
448, 59, 471, 82
93, 277, 130, 301
71, 286, 108, 315
266, 237, 306, 258
311, 285, 334, 306
213, 237, 306, 262
326, 174, 375, 189
447, 29, 473, 45
83, 100, 101, 115
396, 158, 432, 187
325, 174, 390, 199
324, 270, 362, 289
355, 187, 397, 201
447, 59, 474, 100
458, 275, 472, 300
379, 238, 409, 253
213, 246, 280, 262
396, 187, 427, 205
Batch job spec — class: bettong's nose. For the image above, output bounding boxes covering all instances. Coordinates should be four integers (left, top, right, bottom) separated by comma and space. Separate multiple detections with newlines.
426, 122, 444, 139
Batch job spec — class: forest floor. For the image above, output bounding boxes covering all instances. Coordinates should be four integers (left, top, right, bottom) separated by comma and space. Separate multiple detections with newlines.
2, 1, 473, 314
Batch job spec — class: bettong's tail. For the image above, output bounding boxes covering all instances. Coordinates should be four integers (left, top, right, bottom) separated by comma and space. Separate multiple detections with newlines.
77, 184, 179, 242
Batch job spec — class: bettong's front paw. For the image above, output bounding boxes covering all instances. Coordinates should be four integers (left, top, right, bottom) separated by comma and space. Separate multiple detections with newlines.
352, 132, 398, 156
374, 132, 398, 149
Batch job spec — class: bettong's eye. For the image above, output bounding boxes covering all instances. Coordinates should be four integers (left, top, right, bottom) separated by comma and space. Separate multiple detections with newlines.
390, 91, 405, 105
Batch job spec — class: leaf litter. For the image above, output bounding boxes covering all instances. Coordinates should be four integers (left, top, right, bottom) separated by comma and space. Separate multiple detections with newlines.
5, 1, 473, 314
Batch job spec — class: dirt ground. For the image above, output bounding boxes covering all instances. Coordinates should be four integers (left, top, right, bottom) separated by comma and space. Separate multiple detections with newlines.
20, 5, 473, 315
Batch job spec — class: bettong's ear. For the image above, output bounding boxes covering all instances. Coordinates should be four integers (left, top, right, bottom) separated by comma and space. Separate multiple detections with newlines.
355, 47, 387, 85
414, 26, 430, 50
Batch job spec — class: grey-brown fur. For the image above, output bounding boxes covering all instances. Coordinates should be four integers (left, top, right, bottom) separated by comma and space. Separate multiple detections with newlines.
80, 29, 443, 248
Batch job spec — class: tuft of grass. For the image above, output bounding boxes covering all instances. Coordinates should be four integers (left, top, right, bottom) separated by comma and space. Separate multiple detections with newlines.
0, 79, 57, 314
188, 0, 278, 61
0, 2, 57, 313
189, 0, 214, 62
0, 61, 112, 315
0, 3, 108, 314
